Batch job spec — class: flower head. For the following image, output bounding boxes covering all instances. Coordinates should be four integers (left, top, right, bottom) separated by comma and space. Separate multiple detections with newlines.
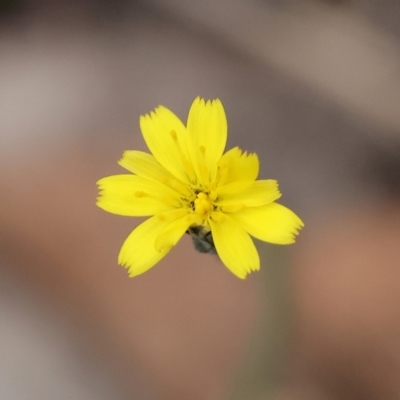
97, 97, 304, 279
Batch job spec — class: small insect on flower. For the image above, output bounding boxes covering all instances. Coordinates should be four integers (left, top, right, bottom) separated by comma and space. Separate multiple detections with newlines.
96, 97, 304, 279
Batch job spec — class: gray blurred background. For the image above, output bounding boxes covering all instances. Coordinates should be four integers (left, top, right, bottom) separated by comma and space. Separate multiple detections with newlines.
1, 1, 400, 399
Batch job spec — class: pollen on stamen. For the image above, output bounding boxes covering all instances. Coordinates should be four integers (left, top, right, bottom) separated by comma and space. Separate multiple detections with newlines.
197, 192, 208, 200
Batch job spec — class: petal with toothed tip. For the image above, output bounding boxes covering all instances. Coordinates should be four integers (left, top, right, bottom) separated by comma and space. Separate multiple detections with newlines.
140, 106, 193, 183
216, 147, 259, 186
231, 202, 304, 244
209, 212, 260, 279
118, 210, 187, 277
187, 97, 227, 184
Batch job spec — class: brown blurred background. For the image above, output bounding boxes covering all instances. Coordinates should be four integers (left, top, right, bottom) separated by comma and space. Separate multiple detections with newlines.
1, 1, 400, 399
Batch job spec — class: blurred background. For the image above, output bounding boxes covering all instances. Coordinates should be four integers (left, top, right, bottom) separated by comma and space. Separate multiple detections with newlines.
1, 0, 400, 399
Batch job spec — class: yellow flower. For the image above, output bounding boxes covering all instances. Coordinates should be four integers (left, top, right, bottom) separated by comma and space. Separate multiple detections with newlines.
97, 97, 304, 279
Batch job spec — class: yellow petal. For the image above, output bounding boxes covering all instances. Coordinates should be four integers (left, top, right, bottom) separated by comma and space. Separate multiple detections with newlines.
118, 150, 191, 196
118, 209, 184, 277
216, 147, 259, 185
209, 212, 260, 279
231, 203, 304, 244
154, 212, 202, 252
118, 150, 170, 179
217, 180, 281, 208
96, 174, 180, 216
187, 97, 227, 184
140, 106, 192, 183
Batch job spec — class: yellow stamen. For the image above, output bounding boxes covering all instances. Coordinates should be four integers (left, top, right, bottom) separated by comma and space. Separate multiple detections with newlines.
194, 192, 213, 215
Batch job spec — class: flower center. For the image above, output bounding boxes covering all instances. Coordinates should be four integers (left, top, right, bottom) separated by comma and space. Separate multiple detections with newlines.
193, 191, 217, 216
194, 192, 212, 215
